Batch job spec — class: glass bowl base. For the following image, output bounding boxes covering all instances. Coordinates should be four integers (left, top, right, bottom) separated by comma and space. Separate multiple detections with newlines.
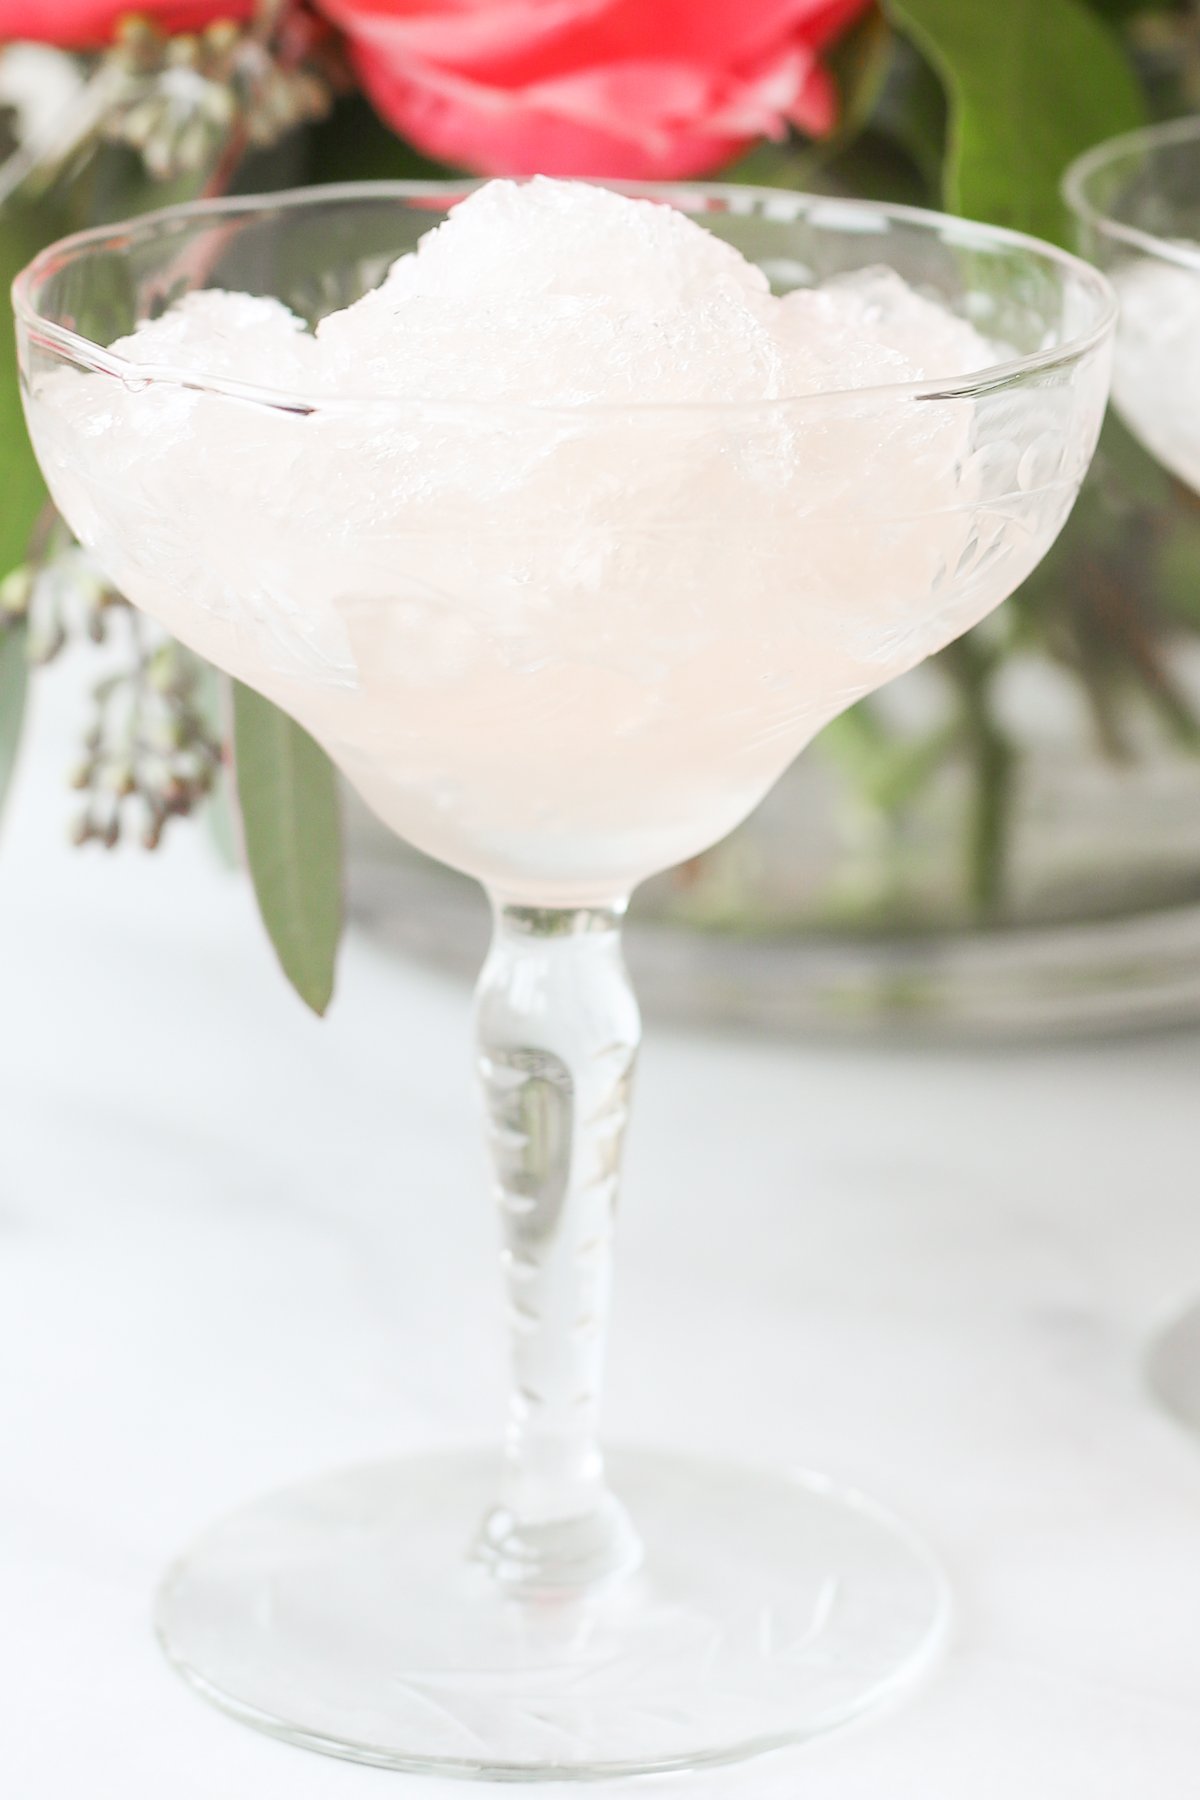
155, 1448, 949, 1780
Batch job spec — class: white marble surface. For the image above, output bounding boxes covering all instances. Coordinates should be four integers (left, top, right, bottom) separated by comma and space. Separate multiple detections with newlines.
3, 663, 1200, 1800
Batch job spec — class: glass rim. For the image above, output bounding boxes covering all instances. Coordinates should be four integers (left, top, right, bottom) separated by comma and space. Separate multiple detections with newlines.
12, 178, 1118, 417
1063, 115, 1200, 274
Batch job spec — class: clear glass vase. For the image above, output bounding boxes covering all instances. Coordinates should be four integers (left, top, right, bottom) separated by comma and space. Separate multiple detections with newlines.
14, 180, 1112, 1774
347, 406, 1200, 1045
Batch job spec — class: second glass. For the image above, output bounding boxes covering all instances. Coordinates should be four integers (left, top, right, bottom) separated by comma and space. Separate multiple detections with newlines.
1066, 118, 1200, 1445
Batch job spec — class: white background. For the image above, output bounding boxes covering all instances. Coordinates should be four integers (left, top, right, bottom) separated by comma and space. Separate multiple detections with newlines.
3, 660, 1200, 1799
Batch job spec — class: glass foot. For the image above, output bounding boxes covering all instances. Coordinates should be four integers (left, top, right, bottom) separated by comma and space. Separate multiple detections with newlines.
1146, 1300, 1200, 1436
156, 1449, 949, 1780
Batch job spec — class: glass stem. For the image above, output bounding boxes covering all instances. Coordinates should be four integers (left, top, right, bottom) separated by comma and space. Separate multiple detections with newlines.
474, 897, 642, 1594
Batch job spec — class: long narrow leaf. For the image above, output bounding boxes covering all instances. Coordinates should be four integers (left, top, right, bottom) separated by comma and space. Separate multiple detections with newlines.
230, 681, 343, 1014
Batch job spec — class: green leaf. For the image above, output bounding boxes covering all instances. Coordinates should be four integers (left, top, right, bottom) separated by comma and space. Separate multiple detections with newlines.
0, 203, 52, 579
870, 36, 948, 189
0, 620, 27, 828
885, 0, 1146, 244
230, 682, 343, 1015
830, 9, 900, 148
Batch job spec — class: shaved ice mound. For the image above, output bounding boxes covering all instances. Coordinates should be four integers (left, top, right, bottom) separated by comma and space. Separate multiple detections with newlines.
24, 178, 1106, 903
110, 290, 324, 388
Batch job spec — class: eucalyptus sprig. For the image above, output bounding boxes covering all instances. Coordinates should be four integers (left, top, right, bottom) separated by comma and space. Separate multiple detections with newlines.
0, 532, 221, 850
105, 13, 333, 182
69, 632, 222, 852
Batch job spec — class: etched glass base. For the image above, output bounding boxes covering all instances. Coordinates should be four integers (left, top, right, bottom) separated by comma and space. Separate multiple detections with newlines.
1147, 1302, 1200, 1438
156, 1448, 949, 1780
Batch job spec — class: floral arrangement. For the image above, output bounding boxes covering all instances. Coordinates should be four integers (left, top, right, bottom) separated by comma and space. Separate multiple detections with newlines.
0, 0, 1190, 1009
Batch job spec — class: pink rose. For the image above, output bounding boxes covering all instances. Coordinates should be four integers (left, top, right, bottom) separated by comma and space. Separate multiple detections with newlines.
318, 0, 871, 179
0, 3, 255, 48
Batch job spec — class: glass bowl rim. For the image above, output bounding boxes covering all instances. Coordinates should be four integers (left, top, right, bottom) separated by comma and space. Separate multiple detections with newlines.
1063, 115, 1200, 274
12, 178, 1117, 418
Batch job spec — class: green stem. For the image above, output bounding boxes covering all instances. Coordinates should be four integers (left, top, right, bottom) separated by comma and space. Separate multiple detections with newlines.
940, 639, 1016, 917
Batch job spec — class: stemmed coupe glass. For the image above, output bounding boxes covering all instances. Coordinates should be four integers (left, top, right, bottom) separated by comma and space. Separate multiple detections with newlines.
13, 182, 1114, 1779
1066, 117, 1200, 1442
